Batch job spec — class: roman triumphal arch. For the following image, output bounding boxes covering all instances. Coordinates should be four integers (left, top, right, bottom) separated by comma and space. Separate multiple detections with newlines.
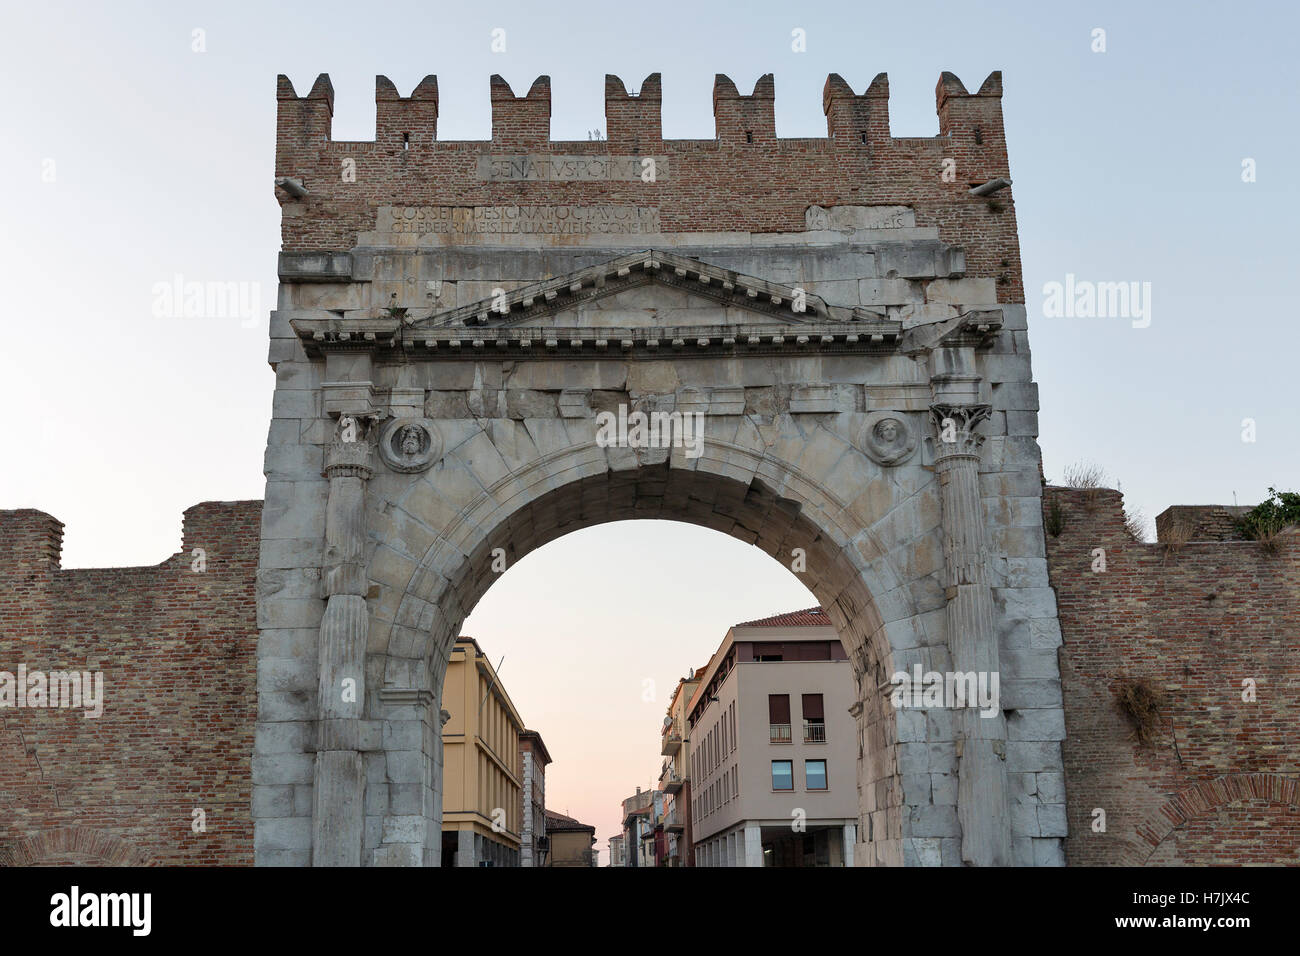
254, 70, 1067, 866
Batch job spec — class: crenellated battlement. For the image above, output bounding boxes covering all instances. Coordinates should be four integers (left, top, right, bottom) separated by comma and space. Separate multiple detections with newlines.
275, 70, 1005, 151
273, 70, 1020, 303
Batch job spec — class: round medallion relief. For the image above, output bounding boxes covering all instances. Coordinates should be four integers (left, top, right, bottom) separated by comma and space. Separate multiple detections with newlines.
378, 418, 442, 473
861, 411, 917, 467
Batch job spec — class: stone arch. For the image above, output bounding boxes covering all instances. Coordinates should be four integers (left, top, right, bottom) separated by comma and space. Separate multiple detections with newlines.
359, 426, 945, 867
1121, 772, 1300, 865
258, 235, 1063, 868
6, 826, 154, 867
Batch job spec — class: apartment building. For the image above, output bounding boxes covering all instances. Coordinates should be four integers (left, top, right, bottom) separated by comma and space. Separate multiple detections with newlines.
441, 637, 526, 867
518, 730, 551, 867
607, 834, 626, 867
686, 608, 858, 867
619, 787, 656, 867
658, 669, 705, 866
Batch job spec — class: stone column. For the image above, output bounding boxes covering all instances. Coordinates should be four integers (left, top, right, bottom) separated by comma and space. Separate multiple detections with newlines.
842, 823, 856, 867
929, 403, 1011, 866
743, 824, 763, 867
456, 830, 475, 867
312, 416, 374, 867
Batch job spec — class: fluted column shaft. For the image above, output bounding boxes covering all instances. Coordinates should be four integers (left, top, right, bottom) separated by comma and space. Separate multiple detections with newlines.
931, 403, 1011, 866
312, 423, 373, 867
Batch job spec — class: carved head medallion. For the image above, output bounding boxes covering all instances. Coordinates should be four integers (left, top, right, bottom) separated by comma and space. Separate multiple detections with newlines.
861, 410, 917, 467
378, 418, 441, 473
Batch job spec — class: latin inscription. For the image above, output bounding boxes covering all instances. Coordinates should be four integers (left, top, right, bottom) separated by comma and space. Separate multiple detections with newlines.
806, 205, 916, 231
477, 155, 669, 182
378, 205, 661, 235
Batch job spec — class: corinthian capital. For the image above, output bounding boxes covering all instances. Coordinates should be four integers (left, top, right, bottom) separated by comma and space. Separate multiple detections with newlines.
929, 403, 992, 459
323, 414, 377, 479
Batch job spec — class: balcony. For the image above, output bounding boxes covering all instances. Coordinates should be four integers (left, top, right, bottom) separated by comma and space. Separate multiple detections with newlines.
803, 720, 826, 743
769, 722, 792, 744
661, 731, 682, 756
664, 772, 685, 794
665, 807, 685, 832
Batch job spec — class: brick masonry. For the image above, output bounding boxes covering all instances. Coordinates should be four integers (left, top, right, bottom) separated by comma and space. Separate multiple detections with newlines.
1044, 487, 1300, 865
275, 71, 1023, 302
0, 502, 261, 865
2, 487, 1294, 865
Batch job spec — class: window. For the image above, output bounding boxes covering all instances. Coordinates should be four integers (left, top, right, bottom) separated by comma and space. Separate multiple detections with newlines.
805, 759, 827, 791
802, 693, 826, 743
771, 760, 794, 790
730, 702, 736, 747
769, 694, 791, 743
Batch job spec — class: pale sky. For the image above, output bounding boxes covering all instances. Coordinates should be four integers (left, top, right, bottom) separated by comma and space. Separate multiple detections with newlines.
1, 0, 1296, 853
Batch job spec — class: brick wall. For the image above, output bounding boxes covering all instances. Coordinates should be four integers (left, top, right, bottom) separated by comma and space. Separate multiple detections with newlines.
1044, 487, 1300, 865
3, 489, 1296, 865
0, 501, 261, 866
273, 71, 1023, 303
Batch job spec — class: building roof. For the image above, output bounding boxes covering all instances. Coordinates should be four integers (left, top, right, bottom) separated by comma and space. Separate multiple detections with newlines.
519, 729, 552, 766
685, 607, 835, 718
622, 804, 653, 825
545, 809, 595, 832
734, 606, 829, 627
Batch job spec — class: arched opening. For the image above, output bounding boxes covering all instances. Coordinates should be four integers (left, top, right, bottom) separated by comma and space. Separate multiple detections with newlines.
365, 446, 936, 867
454, 518, 834, 866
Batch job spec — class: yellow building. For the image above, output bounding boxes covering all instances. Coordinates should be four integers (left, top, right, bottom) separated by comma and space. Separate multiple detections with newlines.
440, 637, 525, 867
544, 811, 598, 867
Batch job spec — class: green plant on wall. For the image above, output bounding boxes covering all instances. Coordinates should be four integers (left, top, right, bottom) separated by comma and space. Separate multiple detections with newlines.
1238, 487, 1300, 539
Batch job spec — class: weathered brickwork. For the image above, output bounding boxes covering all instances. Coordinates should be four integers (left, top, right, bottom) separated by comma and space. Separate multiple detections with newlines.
3, 488, 1295, 865
275, 72, 1023, 303
1044, 487, 1300, 865
0, 502, 261, 866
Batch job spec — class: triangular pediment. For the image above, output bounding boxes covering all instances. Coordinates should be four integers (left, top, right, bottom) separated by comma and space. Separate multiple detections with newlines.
405, 249, 856, 332
288, 249, 907, 357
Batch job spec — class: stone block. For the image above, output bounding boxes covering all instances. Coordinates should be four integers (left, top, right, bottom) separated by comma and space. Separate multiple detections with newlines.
1006, 707, 1066, 740
373, 843, 423, 867
909, 804, 960, 838
381, 814, 428, 845
254, 817, 313, 852
1006, 740, 1063, 773
924, 277, 997, 305
1036, 772, 1067, 804
1037, 803, 1068, 837
1032, 838, 1066, 866
252, 785, 294, 819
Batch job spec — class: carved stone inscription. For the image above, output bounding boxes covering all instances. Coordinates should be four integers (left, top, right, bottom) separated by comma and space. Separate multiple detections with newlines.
377, 205, 661, 236
477, 155, 669, 181
806, 205, 916, 231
